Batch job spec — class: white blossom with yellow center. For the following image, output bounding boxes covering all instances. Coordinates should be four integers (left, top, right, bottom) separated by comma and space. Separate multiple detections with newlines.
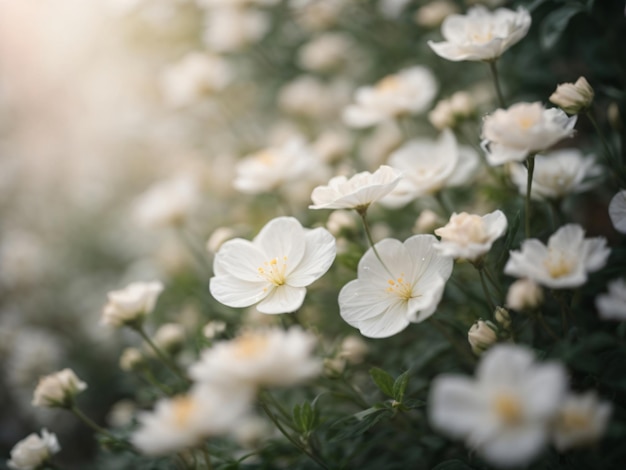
429, 344, 568, 468
338, 234, 453, 338
342, 66, 438, 128
505, 224, 610, 289
481, 102, 577, 166
210, 217, 336, 314
189, 327, 322, 389
428, 6, 531, 62
434, 210, 507, 261
552, 392, 612, 451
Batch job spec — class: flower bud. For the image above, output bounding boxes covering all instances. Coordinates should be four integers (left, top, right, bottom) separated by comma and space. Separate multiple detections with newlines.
450, 91, 475, 117
119, 348, 143, 372
152, 323, 185, 353
32, 368, 87, 408
495, 307, 511, 328
338, 335, 368, 364
101, 281, 164, 328
468, 320, 497, 355
429, 99, 455, 130
413, 209, 441, 234
549, 77, 594, 115
324, 357, 346, 377
326, 210, 357, 236
506, 278, 543, 311
8, 429, 60, 470
202, 320, 227, 339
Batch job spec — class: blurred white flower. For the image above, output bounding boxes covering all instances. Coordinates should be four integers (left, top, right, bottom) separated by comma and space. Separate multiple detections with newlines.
434, 210, 507, 261
132, 384, 252, 455
197, 0, 280, 7
413, 210, 442, 234
596, 278, 626, 320
297, 33, 352, 72
468, 319, 497, 355
338, 335, 369, 364
160, 52, 231, 108
101, 281, 164, 328
549, 77, 594, 115
429, 344, 568, 467
360, 122, 403, 168
552, 391, 612, 451
289, 0, 346, 31
482, 102, 577, 166
206, 226, 237, 254
378, 0, 410, 19
609, 189, 626, 233
505, 278, 543, 311
382, 129, 479, 208
107, 400, 136, 428
312, 129, 353, 163
343, 66, 438, 128
309, 165, 402, 211
152, 323, 185, 352
8, 429, 60, 470
339, 235, 453, 338
0, 231, 47, 289
428, 6, 531, 61
189, 327, 322, 388
202, 320, 227, 339
504, 224, 610, 289
234, 138, 322, 195
278, 76, 341, 118
414, 0, 459, 28
428, 91, 475, 130
326, 210, 358, 236
202, 7, 269, 53
210, 217, 336, 314
32, 368, 87, 408
133, 175, 200, 228
119, 347, 144, 372
509, 149, 602, 200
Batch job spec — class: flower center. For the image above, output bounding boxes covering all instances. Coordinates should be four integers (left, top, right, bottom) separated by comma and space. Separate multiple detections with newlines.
377, 75, 400, 93
172, 396, 196, 428
559, 409, 592, 431
544, 250, 575, 278
470, 30, 494, 44
258, 257, 288, 286
385, 273, 415, 301
494, 392, 523, 425
517, 115, 537, 130
233, 333, 269, 359
257, 150, 277, 166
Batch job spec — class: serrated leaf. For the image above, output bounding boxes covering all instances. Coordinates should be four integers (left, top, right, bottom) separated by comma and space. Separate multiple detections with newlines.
540, 5, 585, 49
369, 367, 395, 398
392, 370, 410, 403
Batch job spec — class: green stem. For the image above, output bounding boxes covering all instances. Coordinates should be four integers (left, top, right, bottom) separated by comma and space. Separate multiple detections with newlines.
70, 404, 131, 449
434, 192, 453, 219
476, 265, 496, 311
586, 110, 617, 169
487, 60, 506, 108
134, 326, 190, 385
525, 154, 536, 239
535, 310, 560, 341
358, 209, 394, 278
141, 367, 174, 396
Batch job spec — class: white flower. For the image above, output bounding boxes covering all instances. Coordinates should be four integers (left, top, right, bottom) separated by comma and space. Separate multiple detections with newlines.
596, 278, 626, 320
101, 281, 164, 328
160, 52, 232, 108
434, 210, 508, 261
339, 235, 453, 338
210, 217, 336, 314
202, 320, 227, 339
202, 7, 269, 53
609, 189, 626, 233
413, 210, 442, 234
189, 327, 322, 388
131, 384, 252, 455
468, 320, 497, 355
309, 165, 402, 211
414, 0, 459, 28
504, 224, 610, 289
549, 77, 594, 115
312, 129, 353, 163
119, 347, 143, 372
278, 76, 342, 118
206, 226, 237, 254
382, 130, 479, 208
428, 6, 531, 62
481, 102, 577, 166
429, 92, 476, 130
234, 138, 321, 195
551, 392, 612, 451
343, 66, 438, 128
509, 149, 602, 200
8, 429, 60, 470
152, 323, 185, 352
505, 278, 543, 311
338, 335, 368, 364
429, 344, 568, 468
297, 32, 352, 72
133, 175, 200, 228
32, 368, 87, 408
325, 210, 358, 236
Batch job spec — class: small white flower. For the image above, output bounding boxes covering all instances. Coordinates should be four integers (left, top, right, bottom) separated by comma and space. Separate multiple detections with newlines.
413, 210, 442, 234
119, 347, 144, 372
549, 77, 594, 115
202, 7, 269, 53
101, 281, 164, 328
551, 391, 612, 451
343, 66, 438, 128
481, 102, 577, 166
509, 149, 602, 200
434, 210, 508, 261
468, 320, 498, 355
32, 368, 87, 408
414, 0, 459, 28
609, 189, 626, 233
506, 278, 543, 311
189, 327, 322, 388
297, 32, 352, 72
152, 323, 185, 352
8, 429, 60, 470
325, 210, 358, 236
428, 91, 475, 130
429, 344, 568, 468
504, 224, 610, 289
309, 165, 402, 212
132, 384, 252, 455
596, 278, 626, 320
428, 6, 531, 62
338, 335, 369, 364
339, 235, 453, 338
133, 175, 200, 228
382, 130, 479, 208
202, 320, 227, 339
278, 76, 343, 118
210, 217, 336, 314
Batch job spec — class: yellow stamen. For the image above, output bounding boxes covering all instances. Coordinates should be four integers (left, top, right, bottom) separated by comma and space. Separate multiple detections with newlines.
172, 396, 196, 428
494, 393, 522, 425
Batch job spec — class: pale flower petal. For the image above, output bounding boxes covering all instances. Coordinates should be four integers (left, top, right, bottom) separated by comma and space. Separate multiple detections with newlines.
257, 285, 307, 314
609, 190, 626, 233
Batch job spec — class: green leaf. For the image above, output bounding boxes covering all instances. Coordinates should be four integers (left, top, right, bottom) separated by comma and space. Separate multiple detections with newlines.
369, 367, 395, 398
292, 401, 319, 433
496, 210, 520, 270
292, 403, 303, 432
330, 407, 391, 441
432, 459, 475, 470
540, 4, 585, 49
392, 370, 410, 403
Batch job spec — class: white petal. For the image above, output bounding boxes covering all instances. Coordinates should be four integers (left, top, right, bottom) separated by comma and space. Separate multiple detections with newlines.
214, 239, 266, 282
429, 375, 484, 439
523, 362, 568, 419
257, 285, 306, 314
254, 217, 306, 275
474, 425, 547, 468
583, 237, 610, 272
339, 279, 396, 322
288, 228, 336, 287
209, 275, 269, 308
609, 190, 626, 233
405, 234, 453, 281
477, 344, 534, 385
351, 301, 411, 338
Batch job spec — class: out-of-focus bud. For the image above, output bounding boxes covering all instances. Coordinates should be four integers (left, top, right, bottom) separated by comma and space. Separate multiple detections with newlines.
414, 0, 458, 27
468, 320, 497, 355
549, 77, 594, 115
494, 307, 511, 329
506, 278, 543, 311
152, 323, 185, 353
449, 91, 475, 117
202, 320, 227, 339
338, 335, 368, 364
429, 100, 455, 130
119, 347, 144, 372
324, 357, 346, 377
413, 209, 441, 234
326, 210, 357, 236
206, 227, 236, 254
32, 369, 87, 408
607, 102, 622, 131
